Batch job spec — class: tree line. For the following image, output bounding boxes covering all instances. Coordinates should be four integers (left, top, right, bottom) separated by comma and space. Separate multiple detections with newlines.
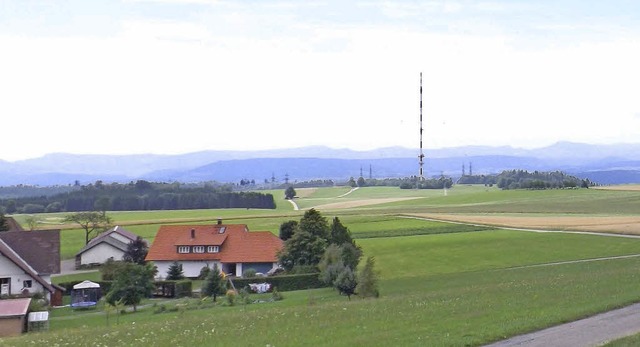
0, 180, 276, 214
456, 170, 594, 189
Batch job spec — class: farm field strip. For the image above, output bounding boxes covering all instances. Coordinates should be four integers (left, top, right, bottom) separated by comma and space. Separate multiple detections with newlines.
408, 213, 640, 235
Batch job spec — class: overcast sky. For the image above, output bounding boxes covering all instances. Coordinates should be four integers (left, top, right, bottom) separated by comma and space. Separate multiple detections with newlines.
1, 0, 639, 161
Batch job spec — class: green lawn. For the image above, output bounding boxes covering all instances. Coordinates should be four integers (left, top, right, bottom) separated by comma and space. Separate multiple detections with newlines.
14, 250, 640, 346
10, 185, 640, 345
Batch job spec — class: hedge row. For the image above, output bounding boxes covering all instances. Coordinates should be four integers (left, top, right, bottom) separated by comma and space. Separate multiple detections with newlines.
58, 280, 193, 298
230, 273, 329, 292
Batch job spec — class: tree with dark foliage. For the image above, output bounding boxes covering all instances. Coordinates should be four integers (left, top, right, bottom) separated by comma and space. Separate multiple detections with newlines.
166, 261, 185, 280
284, 186, 296, 200
278, 220, 298, 241
122, 236, 148, 265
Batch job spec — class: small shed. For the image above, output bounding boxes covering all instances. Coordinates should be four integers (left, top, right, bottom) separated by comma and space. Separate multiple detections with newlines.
0, 298, 31, 337
71, 280, 101, 308
28, 311, 49, 332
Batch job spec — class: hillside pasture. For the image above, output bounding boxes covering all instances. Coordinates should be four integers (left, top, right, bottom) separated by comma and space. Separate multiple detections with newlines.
16, 229, 640, 346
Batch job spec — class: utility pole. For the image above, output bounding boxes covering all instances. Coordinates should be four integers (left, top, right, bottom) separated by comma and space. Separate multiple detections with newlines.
418, 72, 425, 180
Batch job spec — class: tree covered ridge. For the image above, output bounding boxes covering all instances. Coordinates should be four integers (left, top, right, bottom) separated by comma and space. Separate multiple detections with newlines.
458, 170, 594, 189
0, 180, 276, 214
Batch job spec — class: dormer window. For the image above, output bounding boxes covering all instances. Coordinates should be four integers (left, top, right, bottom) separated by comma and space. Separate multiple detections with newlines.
219, 227, 226, 234
193, 246, 205, 253
207, 246, 219, 253
178, 246, 190, 253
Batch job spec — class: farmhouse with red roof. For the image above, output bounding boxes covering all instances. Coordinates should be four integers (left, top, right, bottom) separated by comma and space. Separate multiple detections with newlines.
145, 219, 283, 278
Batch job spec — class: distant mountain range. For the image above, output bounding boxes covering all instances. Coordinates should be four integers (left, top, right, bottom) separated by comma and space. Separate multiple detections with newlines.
1, 142, 640, 186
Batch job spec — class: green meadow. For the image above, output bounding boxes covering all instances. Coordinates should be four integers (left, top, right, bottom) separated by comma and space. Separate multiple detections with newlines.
7, 185, 640, 345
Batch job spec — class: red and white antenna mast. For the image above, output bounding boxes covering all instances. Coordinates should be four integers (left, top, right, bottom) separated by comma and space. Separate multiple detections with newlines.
418, 72, 425, 180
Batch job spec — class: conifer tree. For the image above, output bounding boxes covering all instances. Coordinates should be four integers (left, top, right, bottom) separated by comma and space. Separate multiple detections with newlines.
166, 261, 184, 280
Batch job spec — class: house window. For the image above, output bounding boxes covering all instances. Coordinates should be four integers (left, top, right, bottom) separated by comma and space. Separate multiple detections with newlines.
178, 246, 190, 253
23, 280, 32, 288
193, 246, 205, 253
207, 246, 219, 253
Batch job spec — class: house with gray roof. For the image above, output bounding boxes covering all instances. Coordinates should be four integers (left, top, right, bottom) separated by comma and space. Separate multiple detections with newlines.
0, 230, 63, 306
75, 226, 143, 269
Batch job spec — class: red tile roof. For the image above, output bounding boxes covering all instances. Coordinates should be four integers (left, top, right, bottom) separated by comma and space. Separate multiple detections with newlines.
145, 224, 283, 263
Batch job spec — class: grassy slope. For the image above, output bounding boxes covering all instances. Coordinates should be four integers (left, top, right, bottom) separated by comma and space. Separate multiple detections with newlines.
13, 232, 640, 346
11, 185, 640, 345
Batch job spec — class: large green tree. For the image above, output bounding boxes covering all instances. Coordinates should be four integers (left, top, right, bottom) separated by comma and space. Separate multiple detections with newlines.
299, 208, 329, 240
278, 229, 327, 271
64, 211, 112, 245
122, 236, 149, 265
105, 262, 156, 312
284, 186, 296, 200
329, 217, 354, 245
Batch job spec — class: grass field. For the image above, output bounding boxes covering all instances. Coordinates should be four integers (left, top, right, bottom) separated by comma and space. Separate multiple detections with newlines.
11, 232, 640, 346
7, 185, 640, 345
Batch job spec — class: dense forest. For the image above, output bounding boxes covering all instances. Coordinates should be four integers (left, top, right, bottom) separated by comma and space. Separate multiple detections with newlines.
0, 180, 276, 214
458, 170, 594, 189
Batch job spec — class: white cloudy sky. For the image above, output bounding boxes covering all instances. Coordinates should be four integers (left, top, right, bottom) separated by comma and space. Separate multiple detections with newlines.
1, 0, 639, 161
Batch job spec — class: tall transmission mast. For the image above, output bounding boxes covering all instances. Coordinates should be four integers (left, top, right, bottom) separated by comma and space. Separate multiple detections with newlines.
418, 72, 425, 180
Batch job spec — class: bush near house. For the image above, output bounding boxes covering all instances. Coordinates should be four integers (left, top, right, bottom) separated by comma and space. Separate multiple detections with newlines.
232, 273, 328, 293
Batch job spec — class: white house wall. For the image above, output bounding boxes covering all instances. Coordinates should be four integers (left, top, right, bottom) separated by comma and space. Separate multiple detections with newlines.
0, 254, 49, 298
80, 243, 125, 265
153, 260, 221, 279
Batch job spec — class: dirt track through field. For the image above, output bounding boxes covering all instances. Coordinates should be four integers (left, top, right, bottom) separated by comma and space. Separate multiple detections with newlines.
409, 213, 640, 235
312, 197, 421, 210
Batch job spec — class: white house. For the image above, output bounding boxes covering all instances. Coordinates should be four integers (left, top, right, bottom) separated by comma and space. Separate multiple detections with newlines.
75, 226, 142, 269
145, 220, 283, 278
0, 230, 63, 306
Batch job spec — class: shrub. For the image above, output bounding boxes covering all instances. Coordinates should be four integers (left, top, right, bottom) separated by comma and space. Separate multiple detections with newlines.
225, 290, 237, 306
242, 268, 257, 278
175, 280, 192, 298
271, 287, 283, 301
290, 265, 318, 274
231, 273, 328, 292
356, 256, 380, 299
101, 259, 127, 281
238, 287, 251, 305
198, 266, 211, 280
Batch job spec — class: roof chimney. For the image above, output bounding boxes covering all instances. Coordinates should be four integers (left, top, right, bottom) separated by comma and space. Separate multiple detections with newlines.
191, 228, 195, 239
217, 218, 222, 225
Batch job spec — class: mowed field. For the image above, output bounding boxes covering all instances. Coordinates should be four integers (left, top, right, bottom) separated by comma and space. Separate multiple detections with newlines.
8, 185, 640, 346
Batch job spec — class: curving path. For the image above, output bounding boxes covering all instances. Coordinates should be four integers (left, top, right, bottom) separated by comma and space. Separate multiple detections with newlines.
336, 186, 359, 198
286, 198, 299, 211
